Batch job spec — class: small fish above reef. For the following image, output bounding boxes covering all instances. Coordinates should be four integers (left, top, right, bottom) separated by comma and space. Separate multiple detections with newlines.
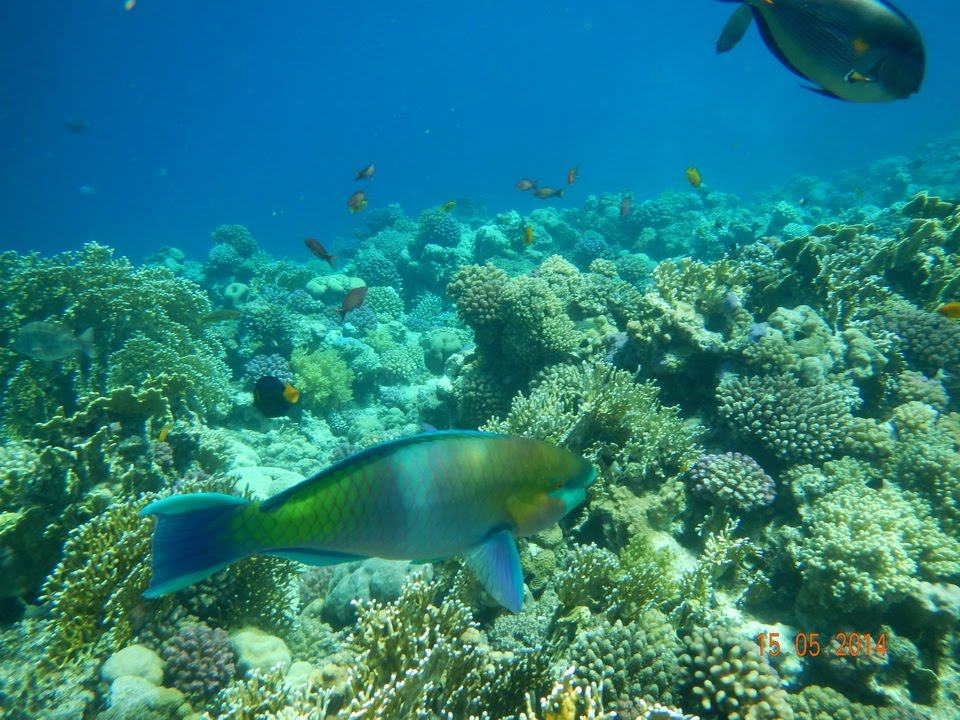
620, 195, 632, 218
253, 376, 300, 418
532, 186, 564, 199
338, 285, 369, 322
439, 201, 457, 213
567, 166, 579, 185
201, 309, 243, 324
157, 421, 173, 442
304, 238, 336, 267
347, 190, 368, 213
140, 431, 596, 613
714, 0, 925, 102
12, 322, 96, 361
686, 166, 703, 188
938, 303, 960, 320
354, 163, 375, 181
524, 224, 534, 246
515, 178, 538, 191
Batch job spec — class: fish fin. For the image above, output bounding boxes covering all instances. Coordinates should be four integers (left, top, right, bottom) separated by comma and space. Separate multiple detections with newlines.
465, 528, 524, 613
78, 327, 98, 358
140, 493, 254, 597
266, 548, 366, 565
260, 430, 505, 512
751, 9, 816, 83
326, 256, 336, 268
801, 84, 843, 100
716, 4, 754, 54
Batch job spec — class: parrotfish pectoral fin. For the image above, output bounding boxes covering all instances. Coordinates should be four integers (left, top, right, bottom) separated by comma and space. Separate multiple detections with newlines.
465, 528, 525, 613
140, 493, 253, 598
266, 548, 367, 565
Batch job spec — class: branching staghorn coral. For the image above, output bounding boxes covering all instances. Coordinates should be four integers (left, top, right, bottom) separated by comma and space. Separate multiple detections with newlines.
483, 361, 701, 487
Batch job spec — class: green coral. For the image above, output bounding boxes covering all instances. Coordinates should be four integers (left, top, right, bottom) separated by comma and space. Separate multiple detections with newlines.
291, 347, 355, 411
717, 372, 859, 466
794, 479, 960, 612
484, 361, 700, 487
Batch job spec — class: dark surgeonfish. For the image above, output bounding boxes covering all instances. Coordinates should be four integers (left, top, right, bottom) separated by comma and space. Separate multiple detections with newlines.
714, 0, 925, 102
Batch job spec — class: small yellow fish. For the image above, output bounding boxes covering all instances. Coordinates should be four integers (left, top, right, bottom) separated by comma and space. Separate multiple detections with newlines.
524, 224, 534, 246
938, 302, 960, 320
157, 421, 173, 442
686, 166, 703, 188
440, 201, 456, 213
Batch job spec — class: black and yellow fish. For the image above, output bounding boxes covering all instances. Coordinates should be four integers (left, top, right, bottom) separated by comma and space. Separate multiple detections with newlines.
253, 376, 300, 418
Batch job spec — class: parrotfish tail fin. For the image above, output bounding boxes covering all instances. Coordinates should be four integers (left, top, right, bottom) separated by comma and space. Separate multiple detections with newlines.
466, 527, 525, 613
557, 188, 565, 198
326, 256, 336, 268
78, 327, 98, 358
140, 493, 254, 598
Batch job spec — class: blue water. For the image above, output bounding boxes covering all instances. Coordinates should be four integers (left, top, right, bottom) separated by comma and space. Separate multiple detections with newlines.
1, 0, 957, 259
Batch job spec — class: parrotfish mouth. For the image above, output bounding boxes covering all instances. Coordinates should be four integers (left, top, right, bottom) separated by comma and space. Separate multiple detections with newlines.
550, 465, 597, 511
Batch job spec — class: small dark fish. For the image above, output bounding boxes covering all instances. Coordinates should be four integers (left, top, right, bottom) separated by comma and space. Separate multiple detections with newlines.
620, 195, 632, 218
799, 196, 808, 207
12, 322, 96, 361
714, 0, 925, 102
253, 376, 300, 418
304, 238, 336, 267
355, 163, 375, 181
515, 179, 538, 191
338, 286, 369, 322
347, 190, 368, 213
567, 167, 579, 185
64, 117, 88, 133
201, 309, 243, 324
532, 187, 564, 199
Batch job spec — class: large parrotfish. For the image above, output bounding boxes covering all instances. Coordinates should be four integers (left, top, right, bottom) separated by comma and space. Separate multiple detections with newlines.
141, 431, 595, 612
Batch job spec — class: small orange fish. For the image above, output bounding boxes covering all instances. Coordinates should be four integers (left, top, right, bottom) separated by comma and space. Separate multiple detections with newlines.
304, 238, 336, 267
515, 178, 538, 191
338, 286, 369, 322
532, 187, 564, 199
347, 191, 368, 213
620, 195, 632, 218
355, 163, 375, 181
440, 201, 456, 213
939, 302, 960, 320
157, 421, 173, 442
686, 166, 702, 188
567, 167, 579, 185
524, 225, 534, 246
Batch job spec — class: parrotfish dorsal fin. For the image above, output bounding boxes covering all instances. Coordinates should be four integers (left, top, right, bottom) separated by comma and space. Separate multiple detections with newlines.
260, 430, 504, 512
465, 527, 524, 613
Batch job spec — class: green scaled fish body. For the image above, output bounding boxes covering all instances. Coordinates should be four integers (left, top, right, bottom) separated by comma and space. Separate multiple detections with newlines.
141, 431, 595, 612
715, 0, 925, 102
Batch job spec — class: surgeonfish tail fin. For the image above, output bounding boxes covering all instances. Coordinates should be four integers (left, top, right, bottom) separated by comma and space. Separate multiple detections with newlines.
140, 493, 254, 597
78, 327, 97, 358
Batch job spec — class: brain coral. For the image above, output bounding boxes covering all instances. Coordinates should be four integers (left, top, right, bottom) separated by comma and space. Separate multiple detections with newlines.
689, 452, 775, 512
716, 372, 859, 466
